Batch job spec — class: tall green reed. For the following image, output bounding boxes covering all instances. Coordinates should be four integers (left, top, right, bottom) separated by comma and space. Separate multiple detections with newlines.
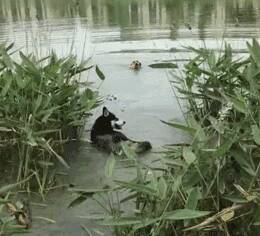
0, 42, 102, 195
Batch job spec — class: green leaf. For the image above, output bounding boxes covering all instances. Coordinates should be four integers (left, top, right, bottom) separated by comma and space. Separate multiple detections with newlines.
0, 177, 32, 195
172, 174, 183, 193
15, 75, 30, 89
213, 139, 234, 158
183, 147, 196, 165
252, 125, 260, 145
231, 149, 255, 176
207, 51, 216, 68
0, 225, 28, 234
33, 95, 43, 114
222, 94, 247, 114
120, 193, 138, 203
81, 224, 93, 236
149, 63, 178, 69
19, 51, 39, 75
158, 177, 167, 200
2, 50, 13, 69
253, 206, 260, 225
41, 107, 59, 123
68, 188, 110, 208
27, 131, 37, 146
0, 127, 12, 132
132, 218, 160, 231
115, 180, 157, 196
187, 115, 206, 142
38, 160, 54, 167
39, 139, 70, 169
223, 195, 249, 204
6, 42, 14, 51
77, 214, 108, 220
185, 187, 201, 209
35, 129, 60, 135
121, 142, 137, 159
163, 209, 211, 220
1, 71, 12, 97
208, 116, 225, 134
247, 39, 260, 67
68, 194, 89, 208
95, 65, 105, 80
161, 120, 196, 135
68, 188, 110, 194
105, 154, 116, 177
100, 217, 142, 226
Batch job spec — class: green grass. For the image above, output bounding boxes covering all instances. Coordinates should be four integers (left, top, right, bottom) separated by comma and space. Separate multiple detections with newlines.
0, 42, 102, 196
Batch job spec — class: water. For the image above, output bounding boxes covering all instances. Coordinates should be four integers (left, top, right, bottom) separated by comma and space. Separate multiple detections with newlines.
1, 0, 260, 235
1, 0, 260, 55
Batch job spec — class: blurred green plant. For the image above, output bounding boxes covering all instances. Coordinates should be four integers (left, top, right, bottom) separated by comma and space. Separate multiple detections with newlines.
0, 42, 102, 196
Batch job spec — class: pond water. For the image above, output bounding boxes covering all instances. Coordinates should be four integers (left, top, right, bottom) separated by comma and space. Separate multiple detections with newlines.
1, 0, 260, 235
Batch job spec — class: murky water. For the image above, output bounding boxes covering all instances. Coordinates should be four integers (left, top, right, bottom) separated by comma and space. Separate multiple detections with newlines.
1, 0, 260, 235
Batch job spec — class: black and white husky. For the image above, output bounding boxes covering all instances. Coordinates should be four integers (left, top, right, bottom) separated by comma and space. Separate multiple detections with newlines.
90, 107, 152, 154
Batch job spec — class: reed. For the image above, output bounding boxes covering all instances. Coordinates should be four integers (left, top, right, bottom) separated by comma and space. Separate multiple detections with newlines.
0, 42, 102, 195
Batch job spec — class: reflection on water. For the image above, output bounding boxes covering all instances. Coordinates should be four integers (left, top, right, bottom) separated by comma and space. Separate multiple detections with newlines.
0, 0, 260, 46
1, 0, 260, 26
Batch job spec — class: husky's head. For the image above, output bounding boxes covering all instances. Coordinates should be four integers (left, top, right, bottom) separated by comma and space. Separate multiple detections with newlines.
102, 107, 126, 130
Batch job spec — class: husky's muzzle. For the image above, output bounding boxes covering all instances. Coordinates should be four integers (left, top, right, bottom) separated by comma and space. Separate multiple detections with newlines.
111, 120, 126, 130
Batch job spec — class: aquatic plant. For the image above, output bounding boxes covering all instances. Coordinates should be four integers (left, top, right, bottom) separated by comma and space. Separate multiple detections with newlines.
70, 40, 260, 236
0, 42, 102, 195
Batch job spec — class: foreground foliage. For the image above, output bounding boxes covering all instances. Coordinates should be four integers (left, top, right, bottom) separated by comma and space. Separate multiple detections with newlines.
70, 40, 260, 236
0, 42, 101, 195
0, 180, 31, 235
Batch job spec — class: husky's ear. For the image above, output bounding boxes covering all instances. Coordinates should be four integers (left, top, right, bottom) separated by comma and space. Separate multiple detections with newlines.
103, 107, 109, 117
